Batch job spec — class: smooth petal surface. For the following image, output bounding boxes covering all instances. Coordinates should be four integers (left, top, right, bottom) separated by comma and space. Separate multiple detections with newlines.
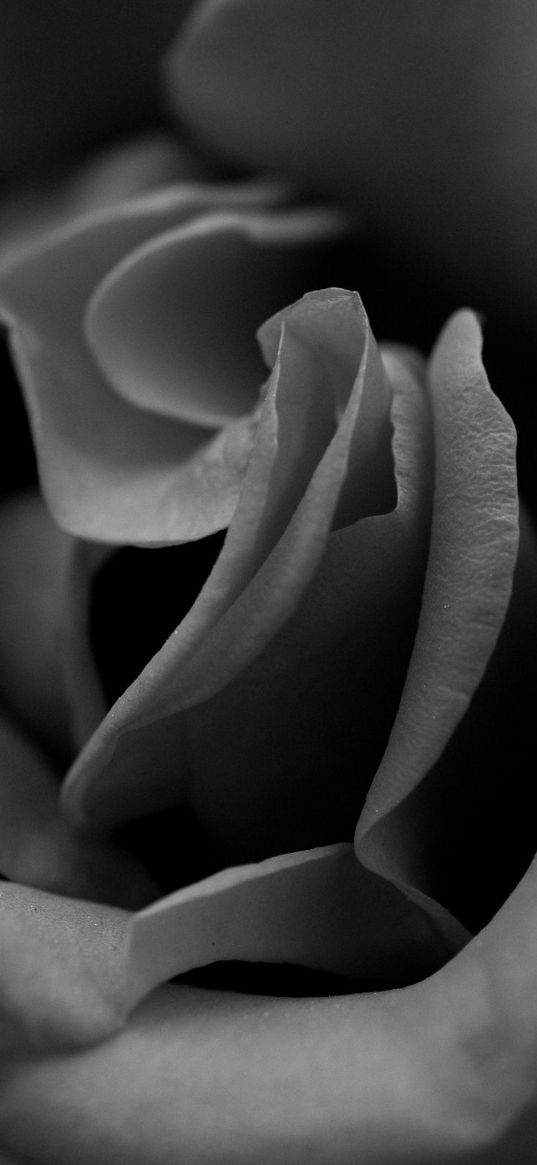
170, 0, 537, 319
0, 880, 130, 1055
86, 209, 344, 426
0, 183, 342, 544
3, 858, 537, 1163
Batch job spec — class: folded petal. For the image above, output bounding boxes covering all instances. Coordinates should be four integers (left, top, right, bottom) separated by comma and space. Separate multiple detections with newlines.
126, 844, 462, 1005
0, 182, 305, 545
3, 859, 537, 1163
61, 290, 398, 829
86, 209, 345, 426
60, 292, 464, 982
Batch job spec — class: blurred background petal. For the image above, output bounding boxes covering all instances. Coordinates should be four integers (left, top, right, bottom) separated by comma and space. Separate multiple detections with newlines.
169, 0, 537, 325
0, 0, 194, 179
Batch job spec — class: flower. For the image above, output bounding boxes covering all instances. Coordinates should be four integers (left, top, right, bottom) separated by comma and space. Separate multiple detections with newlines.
1, 3, 537, 1161
1, 189, 537, 1157
170, 0, 537, 325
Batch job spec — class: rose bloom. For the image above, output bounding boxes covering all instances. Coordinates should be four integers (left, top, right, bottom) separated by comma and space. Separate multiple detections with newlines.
0, 167, 537, 1165
1, 7, 537, 1165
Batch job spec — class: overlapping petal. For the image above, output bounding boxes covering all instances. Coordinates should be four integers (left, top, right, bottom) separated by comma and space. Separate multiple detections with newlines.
60, 290, 413, 831
59, 291, 523, 985
0, 185, 345, 544
3, 860, 537, 1163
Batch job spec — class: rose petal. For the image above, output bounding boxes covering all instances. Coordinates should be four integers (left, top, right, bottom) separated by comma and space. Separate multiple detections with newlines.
126, 844, 462, 1005
60, 293, 466, 978
356, 312, 519, 922
3, 859, 537, 1162
0, 182, 294, 545
61, 290, 396, 828
86, 209, 346, 427
0, 881, 129, 1055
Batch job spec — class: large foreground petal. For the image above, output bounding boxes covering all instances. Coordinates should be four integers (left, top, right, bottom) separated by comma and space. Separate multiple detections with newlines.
2, 855, 537, 1163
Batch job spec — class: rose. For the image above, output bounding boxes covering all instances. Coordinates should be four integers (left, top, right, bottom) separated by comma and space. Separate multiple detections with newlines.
170, 0, 537, 327
0, 0, 194, 179
1, 168, 537, 1160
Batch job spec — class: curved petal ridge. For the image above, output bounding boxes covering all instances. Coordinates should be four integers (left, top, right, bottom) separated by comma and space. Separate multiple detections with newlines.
85, 208, 347, 428
125, 843, 463, 1011
0, 182, 291, 544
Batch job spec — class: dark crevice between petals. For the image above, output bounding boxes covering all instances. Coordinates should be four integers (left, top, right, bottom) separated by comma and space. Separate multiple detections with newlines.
176, 960, 392, 997
90, 530, 225, 708
90, 533, 229, 895
0, 333, 37, 496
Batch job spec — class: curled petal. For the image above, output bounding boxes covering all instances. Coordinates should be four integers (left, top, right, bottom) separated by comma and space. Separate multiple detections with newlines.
126, 844, 462, 1005
61, 292, 462, 985
61, 290, 397, 828
86, 209, 346, 427
0, 182, 333, 545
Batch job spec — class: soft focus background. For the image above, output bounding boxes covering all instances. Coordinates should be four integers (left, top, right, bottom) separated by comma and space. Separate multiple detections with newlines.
1, 7, 537, 1161
0, 0, 195, 497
